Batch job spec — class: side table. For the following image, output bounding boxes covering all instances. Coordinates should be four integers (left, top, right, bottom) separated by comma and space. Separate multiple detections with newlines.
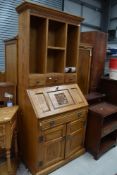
0, 106, 19, 174
85, 102, 117, 159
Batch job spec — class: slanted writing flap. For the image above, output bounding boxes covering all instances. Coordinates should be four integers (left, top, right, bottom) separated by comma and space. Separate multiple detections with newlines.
27, 84, 88, 119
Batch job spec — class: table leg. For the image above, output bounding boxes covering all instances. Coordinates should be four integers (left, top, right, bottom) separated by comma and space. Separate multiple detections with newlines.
6, 148, 12, 174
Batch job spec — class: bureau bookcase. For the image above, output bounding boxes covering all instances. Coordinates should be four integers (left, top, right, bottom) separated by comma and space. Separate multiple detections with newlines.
16, 2, 88, 175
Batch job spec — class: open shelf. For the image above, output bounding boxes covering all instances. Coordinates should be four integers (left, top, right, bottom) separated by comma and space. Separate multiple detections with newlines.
29, 15, 47, 73
66, 24, 79, 68
102, 114, 117, 137
99, 131, 117, 155
48, 20, 66, 48
48, 46, 65, 50
47, 49, 65, 73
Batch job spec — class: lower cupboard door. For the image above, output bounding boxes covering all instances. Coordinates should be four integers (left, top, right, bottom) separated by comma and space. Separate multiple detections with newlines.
38, 125, 66, 169
65, 119, 85, 158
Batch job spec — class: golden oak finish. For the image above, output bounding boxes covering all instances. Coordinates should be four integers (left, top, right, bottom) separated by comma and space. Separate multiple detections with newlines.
5, 37, 18, 85
15, 1, 87, 175
0, 106, 19, 174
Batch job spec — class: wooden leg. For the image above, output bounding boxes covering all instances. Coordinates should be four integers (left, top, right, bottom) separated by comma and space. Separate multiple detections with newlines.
6, 148, 12, 174
14, 130, 18, 161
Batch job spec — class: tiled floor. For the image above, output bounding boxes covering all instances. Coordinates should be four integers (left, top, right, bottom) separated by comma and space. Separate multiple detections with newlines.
17, 146, 117, 175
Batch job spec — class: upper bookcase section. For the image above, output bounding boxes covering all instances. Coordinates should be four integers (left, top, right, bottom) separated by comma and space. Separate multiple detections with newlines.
16, 0, 84, 83
16, 1, 84, 25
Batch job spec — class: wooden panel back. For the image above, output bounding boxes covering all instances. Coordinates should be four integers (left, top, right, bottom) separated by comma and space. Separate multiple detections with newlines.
5, 39, 17, 84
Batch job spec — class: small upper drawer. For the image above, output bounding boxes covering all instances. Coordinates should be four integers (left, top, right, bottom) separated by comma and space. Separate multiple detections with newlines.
64, 73, 77, 83
29, 74, 46, 87
46, 73, 64, 86
39, 110, 87, 130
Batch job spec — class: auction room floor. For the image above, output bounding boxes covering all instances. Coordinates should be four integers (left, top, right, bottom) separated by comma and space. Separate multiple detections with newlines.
17, 146, 117, 175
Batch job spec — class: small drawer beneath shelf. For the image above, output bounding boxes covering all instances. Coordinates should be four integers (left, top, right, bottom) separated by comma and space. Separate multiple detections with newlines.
29, 74, 46, 87
64, 73, 77, 83
39, 110, 87, 130
46, 73, 64, 86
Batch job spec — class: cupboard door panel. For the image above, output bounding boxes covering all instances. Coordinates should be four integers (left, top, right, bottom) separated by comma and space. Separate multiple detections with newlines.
39, 125, 66, 169
65, 119, 85, 158
77, 46, 92, 95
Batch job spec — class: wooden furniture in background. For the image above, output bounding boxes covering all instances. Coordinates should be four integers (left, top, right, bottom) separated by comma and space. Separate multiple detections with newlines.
86, 92, 106, 105
77, 43, 92, 95
0, 82, 16, 107
85, 102, 117, 159
15, 2, 88, 174
5, 37, 18, 85
0, 72, 5, 82
80, 31, 107, 92
99, 77, 117, 105
0, 106, 19, 174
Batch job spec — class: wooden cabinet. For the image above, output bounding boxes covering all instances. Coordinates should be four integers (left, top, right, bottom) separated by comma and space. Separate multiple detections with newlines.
26, 84, 88, 175
85, 102, 117, 159
15, 2, 87, 175
80, 31, 107, 92
77, 43, 92, 95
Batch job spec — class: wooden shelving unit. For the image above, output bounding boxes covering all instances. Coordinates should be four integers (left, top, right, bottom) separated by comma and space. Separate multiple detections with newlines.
85, 102, 117, 160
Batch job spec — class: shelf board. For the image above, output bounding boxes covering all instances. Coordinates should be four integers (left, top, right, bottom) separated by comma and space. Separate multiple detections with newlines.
99, 137, 115, 155
102, 119, 117, 137
48, 46, 65, 50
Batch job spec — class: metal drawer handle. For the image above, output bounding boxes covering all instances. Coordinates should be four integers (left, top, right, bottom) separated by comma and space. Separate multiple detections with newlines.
49, 121, 55, 127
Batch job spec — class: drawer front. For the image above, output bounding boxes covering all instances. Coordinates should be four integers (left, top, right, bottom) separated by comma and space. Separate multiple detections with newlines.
0, 125, 5, 137
40, 110, 87, 130
64, 73, 77, 83
46, 74, 64, 86
67, 119, 84, 133
29, 74, 45, 87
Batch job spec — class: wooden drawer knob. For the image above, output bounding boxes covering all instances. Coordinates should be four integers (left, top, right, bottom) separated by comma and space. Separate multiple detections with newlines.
49, 121, 55, 127
77, 113, 82, 117
36, 81, 40, 84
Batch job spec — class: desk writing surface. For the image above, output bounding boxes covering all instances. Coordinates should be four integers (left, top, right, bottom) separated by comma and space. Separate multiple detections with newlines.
27, 84, 88, 119
0, 106, 19, 123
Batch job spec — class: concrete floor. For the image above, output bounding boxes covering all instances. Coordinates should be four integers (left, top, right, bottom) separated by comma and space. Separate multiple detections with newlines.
17, 146, 117, 175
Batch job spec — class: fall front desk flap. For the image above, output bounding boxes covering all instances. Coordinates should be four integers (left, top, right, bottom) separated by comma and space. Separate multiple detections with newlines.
27, 84, 88, 119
